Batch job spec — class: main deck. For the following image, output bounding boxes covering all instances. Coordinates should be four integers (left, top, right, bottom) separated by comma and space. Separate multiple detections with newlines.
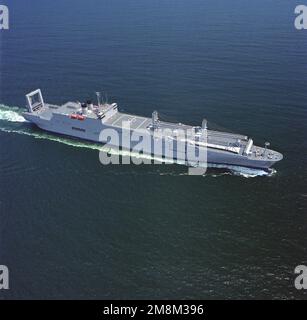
36, 101, 250, 155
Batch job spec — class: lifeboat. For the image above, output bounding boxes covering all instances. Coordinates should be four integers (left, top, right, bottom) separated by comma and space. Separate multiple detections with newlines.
77, 115, 85, 120
70, 114, 86, 120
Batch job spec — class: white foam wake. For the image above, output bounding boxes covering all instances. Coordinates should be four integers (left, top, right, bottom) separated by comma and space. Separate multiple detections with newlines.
207, 163, 275, 178
0, 105, 26, 122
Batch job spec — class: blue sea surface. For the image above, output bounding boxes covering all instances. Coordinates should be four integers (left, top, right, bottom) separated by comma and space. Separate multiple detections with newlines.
0, 0, 306, 299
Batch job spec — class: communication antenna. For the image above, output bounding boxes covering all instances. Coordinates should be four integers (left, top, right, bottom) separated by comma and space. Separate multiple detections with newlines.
202, 118, 208, 130
152, 110, 159, 129
264, 141, 270, 156
95, 92, 101, 107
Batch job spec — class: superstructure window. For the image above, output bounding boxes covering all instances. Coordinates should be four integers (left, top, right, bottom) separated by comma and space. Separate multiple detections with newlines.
72, 127, 86, 132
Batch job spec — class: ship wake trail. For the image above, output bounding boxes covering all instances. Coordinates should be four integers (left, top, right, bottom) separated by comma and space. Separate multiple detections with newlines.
0, 104, 27, 123
207, 164, 276, 178
0, 105, 274, 178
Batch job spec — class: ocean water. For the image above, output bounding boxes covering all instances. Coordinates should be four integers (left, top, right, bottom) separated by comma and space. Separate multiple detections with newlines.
0, 0, 306, 299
